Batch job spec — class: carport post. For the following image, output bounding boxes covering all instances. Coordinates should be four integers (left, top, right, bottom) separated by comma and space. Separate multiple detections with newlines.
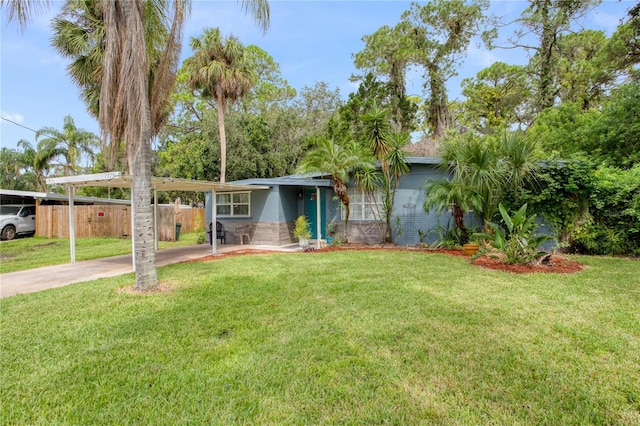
211, 187, 217, 254
154, 189, 158, 251
131, 200, 135, 272
316, 186, 321, 249
68, 186, 76, 263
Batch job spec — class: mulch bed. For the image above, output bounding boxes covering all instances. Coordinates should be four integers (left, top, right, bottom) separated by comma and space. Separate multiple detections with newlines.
470, 253, 583, 274
188, 244, 583, 274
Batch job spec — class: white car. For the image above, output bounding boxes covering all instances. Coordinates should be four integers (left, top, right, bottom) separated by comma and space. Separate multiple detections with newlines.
0, 205, 36, 240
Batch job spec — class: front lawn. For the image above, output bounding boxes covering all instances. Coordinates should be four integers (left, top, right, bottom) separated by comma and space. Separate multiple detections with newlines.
1, 251, 639, 424
0, 233, 203, 274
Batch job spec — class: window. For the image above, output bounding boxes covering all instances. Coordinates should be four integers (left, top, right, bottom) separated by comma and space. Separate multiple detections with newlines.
216, 192, 250, 217
341, 188, 384, 221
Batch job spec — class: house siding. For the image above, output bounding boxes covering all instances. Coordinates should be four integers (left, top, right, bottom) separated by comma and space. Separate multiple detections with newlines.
205, 186, 335, 246
204, 158, 539, 247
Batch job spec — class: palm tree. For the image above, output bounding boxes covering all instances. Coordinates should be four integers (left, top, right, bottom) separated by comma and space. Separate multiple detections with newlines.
4, 0, 270, 291
499, 131, 540, 194
51, 0, 105, 118
362, 104, 410, 243
184, 27, 254, 183
422, 179, 483, 243
439, 133, 501, 224
17, 139, 62, 191
297, 138, 374, 241
96, 0, 189, 290
436, 131, 540, 227
35, 115, 99, 176
0, 0, 50, 30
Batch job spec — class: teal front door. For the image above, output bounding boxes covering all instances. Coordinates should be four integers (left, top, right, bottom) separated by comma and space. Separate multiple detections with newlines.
304, 189, 326, 239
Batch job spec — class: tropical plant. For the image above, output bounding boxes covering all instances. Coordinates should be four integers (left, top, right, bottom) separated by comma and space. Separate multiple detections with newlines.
362, 103, 410, 243
422, 179, 483, 243
184, 27, 254, 183
435, 131, 540, 227
16, 139, 63, 191
474, 203, 551, 264
425, 220, 464, 249
95, 0, 190, 290
2, 0, 270, 292
51, 0, 105, 117
0, 0, 51, 29
297, 137, 374, 241
35, 115, 99, 176
438, 133, 500, 224
326, 222, 337, 236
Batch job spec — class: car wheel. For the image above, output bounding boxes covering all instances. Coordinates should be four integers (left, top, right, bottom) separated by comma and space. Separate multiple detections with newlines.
2, 225, 16, 241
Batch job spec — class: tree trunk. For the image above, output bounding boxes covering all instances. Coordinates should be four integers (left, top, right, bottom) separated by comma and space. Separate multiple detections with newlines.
217, 94, 227, 183
132, 105, 158, 291
428, 71, 452, 139
538, 0, 556, 111
452, 205, 469, 243
384, 190, 393, 244
332, 178, 350, 241
343, 201, 350, 242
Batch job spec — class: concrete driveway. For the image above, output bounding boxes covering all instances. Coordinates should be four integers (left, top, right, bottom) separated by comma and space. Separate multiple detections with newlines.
0, 243, 298, 299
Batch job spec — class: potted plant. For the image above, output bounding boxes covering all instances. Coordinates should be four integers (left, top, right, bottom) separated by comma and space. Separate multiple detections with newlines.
463, 241, 480, 256
293, 215, 311, 248
326, 222, 337, 244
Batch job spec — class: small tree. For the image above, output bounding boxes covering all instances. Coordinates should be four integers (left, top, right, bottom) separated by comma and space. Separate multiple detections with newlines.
422, 179, 483, 243
293, 215, 311, 243
362, 104, 410, 243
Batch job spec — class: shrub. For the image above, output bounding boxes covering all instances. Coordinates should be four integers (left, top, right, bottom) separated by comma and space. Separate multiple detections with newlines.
475, 203, 551, 264
426, 221, 465, 249
572, 166, 640, 255
293, 215, 311, 241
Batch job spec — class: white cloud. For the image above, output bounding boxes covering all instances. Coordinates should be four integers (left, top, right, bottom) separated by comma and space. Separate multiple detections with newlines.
1, 111, 24, 124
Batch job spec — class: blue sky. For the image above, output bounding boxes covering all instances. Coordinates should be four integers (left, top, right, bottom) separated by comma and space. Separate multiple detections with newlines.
0, 0, 633, 152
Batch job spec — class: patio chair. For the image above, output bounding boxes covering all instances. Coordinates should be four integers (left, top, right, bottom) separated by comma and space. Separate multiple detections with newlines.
235, 224, 252, 245
208, 221, 227, 245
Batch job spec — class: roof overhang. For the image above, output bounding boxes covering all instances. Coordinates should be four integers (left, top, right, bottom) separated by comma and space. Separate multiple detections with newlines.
232, 177, 333, 187
46, 172, 269, 193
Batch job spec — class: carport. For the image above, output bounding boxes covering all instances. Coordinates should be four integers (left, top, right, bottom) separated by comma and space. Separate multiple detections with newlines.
46, 172, 268, 266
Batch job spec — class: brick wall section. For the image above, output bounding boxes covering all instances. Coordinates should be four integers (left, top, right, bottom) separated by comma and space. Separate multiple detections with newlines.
216, 221, 296, 246
338, 222, 385, 244
217, 221, 394, 246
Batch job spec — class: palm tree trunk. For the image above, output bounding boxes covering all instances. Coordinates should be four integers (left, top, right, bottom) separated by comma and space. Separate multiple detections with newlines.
217, 94, 227, 183
332, 178, 350, 241
384, 174, 394, 243
132, 104, 158, 291
343, 202, 350, 241
452, 205, 469, 243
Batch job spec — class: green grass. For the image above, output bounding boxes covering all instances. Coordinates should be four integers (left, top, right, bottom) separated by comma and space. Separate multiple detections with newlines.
0, 232, 204, 274
1, 251, 639, 424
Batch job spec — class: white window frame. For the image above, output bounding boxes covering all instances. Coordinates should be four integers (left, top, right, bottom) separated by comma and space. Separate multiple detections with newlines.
216, 192, 251, 217
341, 188, 384, 221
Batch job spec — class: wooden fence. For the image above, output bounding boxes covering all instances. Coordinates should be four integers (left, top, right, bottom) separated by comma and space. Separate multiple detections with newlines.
36, 205, 205, 241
